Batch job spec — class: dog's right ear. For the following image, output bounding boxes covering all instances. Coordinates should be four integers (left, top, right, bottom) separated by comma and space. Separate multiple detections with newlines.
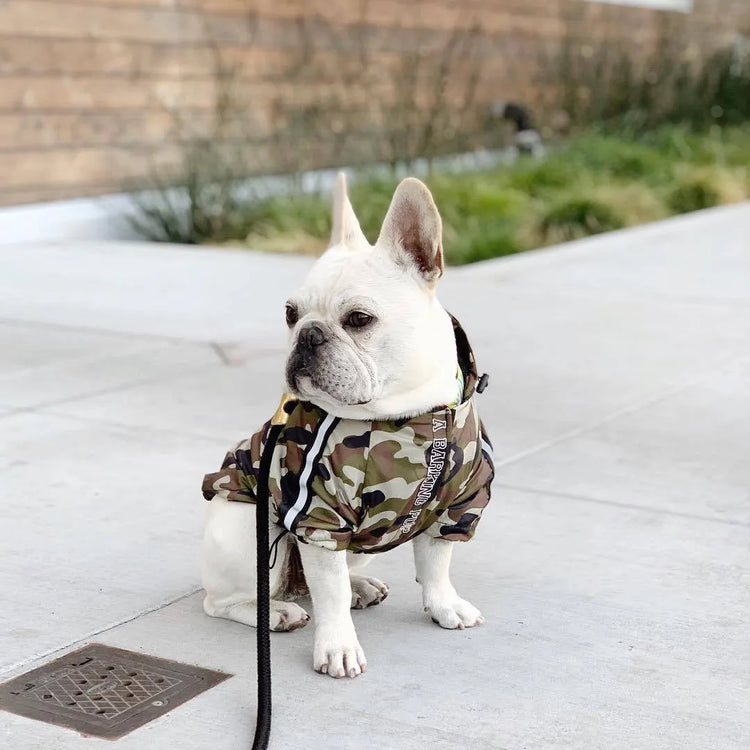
376, 178, 444, 285
330, 172, 367, 248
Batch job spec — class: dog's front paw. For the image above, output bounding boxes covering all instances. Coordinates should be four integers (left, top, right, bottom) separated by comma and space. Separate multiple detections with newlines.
313, 624, 367, 678
424, 592, 485, 630
350, 575, 389, 609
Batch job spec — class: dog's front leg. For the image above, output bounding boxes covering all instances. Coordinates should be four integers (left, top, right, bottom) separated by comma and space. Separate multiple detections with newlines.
412, 534, 485, 629
297, 543, 367, 678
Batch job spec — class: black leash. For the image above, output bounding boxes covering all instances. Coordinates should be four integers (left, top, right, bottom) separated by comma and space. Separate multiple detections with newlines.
252, 396, 293, 750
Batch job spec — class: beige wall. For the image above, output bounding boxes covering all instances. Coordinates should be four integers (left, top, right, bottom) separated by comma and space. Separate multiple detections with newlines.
0, 0, 748, 206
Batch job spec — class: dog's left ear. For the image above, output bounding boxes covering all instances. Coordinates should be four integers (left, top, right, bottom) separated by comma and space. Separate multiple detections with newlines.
330, 172, 367, 248
376, 177, 444, 284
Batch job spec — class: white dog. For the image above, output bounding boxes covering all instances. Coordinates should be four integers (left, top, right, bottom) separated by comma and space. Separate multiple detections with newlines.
202, 175, 494, 678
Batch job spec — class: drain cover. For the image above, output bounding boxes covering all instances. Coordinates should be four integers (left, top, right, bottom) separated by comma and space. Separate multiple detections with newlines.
0, 643, 231, 739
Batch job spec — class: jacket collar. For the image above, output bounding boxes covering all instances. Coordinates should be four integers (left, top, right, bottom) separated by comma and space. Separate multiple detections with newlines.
450, 314, 479, 403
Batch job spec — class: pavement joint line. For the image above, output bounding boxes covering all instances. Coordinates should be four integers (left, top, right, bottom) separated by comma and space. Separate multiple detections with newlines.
492, 354, 743, 471
0, 586, 203, 680
494, 482, 750, 529
210, 341, 233, 365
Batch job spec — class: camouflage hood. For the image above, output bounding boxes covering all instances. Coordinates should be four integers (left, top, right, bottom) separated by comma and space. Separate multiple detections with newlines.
202, 316, 494, 554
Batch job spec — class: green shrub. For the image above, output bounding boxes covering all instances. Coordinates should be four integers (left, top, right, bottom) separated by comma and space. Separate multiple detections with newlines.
539, 198, 625, 242
638, 125, 750, 169
432, 181, 527, 224
563, 136, 670, 181
444, 218, 522, 264
506, 159, 571, 196
245, 193, 330, 237
131, 123, 750, 263
128, 141, 259, 244
666, 178, 721, 214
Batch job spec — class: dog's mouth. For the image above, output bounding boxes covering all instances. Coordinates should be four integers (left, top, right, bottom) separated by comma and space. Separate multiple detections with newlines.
287, 369, 372, 407
285, 352, 310, 394
285, 346, 376, 408
291, 375, 370, 406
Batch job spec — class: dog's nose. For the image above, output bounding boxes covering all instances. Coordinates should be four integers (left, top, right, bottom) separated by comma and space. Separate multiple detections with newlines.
299, 323, 327, 349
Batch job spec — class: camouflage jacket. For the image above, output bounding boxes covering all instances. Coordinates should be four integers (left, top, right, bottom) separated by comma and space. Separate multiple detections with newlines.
202, 318, 494, 554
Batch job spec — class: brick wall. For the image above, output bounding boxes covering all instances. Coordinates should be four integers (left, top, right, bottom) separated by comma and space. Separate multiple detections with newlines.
0, 0, 748, 206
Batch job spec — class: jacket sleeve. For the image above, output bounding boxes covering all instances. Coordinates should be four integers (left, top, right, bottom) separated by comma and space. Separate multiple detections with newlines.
201, 422, 270, 504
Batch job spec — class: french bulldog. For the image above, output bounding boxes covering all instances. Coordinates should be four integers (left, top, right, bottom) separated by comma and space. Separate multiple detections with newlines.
202, 175, 492, 678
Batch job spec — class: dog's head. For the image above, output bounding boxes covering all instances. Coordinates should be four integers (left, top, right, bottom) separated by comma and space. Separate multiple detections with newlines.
284, 174, 458, 420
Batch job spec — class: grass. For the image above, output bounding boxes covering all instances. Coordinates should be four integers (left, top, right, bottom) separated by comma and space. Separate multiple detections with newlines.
228, 125, 750, 264
133, 125, 750, 264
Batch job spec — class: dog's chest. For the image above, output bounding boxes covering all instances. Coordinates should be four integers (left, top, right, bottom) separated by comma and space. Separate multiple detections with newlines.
270, 401, 493, 554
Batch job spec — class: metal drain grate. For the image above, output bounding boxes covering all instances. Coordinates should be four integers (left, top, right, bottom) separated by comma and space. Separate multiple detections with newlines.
0, 643, 231, 739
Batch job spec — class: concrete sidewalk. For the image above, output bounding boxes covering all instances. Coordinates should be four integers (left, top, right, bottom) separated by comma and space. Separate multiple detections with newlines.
1, 204, 749, 749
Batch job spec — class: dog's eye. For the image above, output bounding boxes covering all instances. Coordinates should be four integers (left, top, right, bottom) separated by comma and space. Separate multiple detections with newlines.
345, 311, 373, 328
285, 304, 299, 327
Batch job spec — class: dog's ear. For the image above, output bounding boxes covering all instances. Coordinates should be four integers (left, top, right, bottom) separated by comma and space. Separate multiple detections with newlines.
330, 172, 366, 248
376, 178, 444, 284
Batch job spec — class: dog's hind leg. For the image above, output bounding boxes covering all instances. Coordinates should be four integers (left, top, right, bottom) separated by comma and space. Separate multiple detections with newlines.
202, 495, 309, 631
346, 552, 389, 609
